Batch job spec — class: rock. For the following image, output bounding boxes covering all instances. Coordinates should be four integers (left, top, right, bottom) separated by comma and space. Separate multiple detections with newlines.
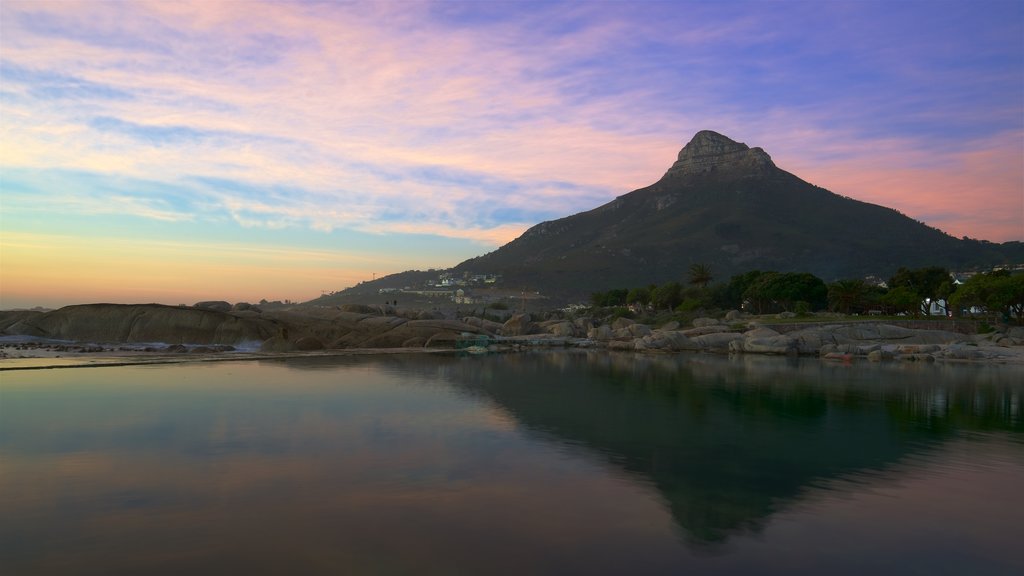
0, 303, 276, 345
587, 325, 612, 341
663, 130, 774, 177
641, 331, 698, 351
627, 324, 652, 338
939, 345, 985, 360
611, 317, 635, 330
461, 316, 503, 333
425, 332, 460, 348
660, 321, 680, 331
690, 332, 744, 351
731, 335, 797, 355
777, 311, 797, 319
260, 336, 296, 352
574, 317, 594, 333
339, 304, 378, 314
744, 327, 781, 339
867, 349, 894, 362
611, 328, 633, 340
682, 324, 730, 337
294, 336, 324, 351
165, 344, 188, 353
692, 317, 721, 328
725, 310, 744, 322
402, 337, 427, 348
501, 314, 537, 336
546, 321, 577, 338
896, 344, 939, 354
194, 301, 232, 313
607, 339, 636, 351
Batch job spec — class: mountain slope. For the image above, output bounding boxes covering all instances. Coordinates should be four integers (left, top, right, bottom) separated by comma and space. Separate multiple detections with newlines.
452, 131, 1022, 296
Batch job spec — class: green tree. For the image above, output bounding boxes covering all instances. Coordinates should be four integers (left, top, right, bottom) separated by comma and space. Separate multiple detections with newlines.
715, 270, 765, 310
827, 279, 870, 315
688, 264, 713, 290
888, 266, 953, 314
591, 288, 629, 307
744, 272, 827, 313
880, 286, 920, 315
652, 281, 683, 311
950, 271, 1024, 324
626, 286, 651, 306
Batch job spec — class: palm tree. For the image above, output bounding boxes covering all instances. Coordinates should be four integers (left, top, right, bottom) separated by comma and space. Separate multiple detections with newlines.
827, 279, 869, 315
689, 263, 713, 290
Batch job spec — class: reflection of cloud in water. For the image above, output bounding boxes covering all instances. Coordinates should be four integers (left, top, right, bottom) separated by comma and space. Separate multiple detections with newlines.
0, 353, 1021, 574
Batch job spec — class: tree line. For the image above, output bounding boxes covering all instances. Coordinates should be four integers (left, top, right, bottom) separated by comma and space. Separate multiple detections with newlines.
590, 264, 1023, 323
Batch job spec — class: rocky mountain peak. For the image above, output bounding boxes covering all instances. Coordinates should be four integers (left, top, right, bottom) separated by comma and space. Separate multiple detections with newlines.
663, 130, 775, 178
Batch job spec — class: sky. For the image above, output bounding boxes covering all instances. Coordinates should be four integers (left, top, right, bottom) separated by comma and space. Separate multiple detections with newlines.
1, 0, 1022, 309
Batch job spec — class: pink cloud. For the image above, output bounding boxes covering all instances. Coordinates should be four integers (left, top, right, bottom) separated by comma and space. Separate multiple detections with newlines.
789, 131, 1024, 242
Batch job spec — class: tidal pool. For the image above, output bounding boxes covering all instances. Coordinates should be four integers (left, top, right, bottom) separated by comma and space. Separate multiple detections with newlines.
1, 352, 1021, 575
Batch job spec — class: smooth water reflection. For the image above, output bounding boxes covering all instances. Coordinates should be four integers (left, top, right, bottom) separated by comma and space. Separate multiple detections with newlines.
1, 352, 1022, 575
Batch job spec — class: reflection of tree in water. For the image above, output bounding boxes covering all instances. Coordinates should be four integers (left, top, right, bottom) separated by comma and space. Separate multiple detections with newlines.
427, 351, 1022, 547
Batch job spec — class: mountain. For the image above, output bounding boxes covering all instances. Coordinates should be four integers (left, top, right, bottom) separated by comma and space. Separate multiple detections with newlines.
451, 130, 1022, 297
320, 131, 1022, 304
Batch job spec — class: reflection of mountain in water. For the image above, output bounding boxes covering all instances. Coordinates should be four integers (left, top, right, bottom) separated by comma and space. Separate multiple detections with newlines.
429, 352, 1022, 545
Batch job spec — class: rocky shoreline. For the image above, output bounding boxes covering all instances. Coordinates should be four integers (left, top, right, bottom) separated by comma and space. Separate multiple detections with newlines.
2, 303, 1023, 367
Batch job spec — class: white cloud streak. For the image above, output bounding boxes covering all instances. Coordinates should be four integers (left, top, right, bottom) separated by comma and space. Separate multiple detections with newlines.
1, 0, 1021, 245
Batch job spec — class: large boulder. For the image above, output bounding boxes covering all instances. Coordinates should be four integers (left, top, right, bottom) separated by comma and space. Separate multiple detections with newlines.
587, 324, 613, 341
730, 335, 798, 355
544, 321, 577, 338
640, 330, 699, 351
3, 304, 275, 345
294, 336, 325, 351
194, 301, 232, 313
611, 317, 635, 330
260, 336, 296, 352
501, 314, 538, 336
689, 332, 744, 351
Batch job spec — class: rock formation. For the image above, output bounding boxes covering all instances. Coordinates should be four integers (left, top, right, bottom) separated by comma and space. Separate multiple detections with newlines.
662, 130, 774, 177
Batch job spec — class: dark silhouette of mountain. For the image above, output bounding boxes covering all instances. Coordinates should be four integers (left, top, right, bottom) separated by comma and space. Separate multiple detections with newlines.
453, 131, 1022, 297
320, 131, 1021, 303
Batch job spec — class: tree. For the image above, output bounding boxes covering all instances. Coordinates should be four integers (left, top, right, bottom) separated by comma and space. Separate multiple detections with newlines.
880, 286, 920, 315
743, 272, 827, 313
827, 279, 870, 315
652, 281, 683, 311
688, 264, 713, 290
626, 286, 651, 306
716, 270, 766, 310
591, 288, 629, 307
950, 271, 1024, 324
888, 266, 953, 314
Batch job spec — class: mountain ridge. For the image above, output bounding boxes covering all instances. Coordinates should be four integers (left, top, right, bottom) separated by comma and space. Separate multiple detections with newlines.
326, 131, 1022, 303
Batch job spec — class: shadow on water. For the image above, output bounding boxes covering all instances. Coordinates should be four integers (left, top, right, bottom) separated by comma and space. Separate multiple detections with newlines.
404, 351, 1024, 548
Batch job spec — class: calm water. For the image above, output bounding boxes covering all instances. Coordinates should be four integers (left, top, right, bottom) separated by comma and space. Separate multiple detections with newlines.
1, 352, 1022, 575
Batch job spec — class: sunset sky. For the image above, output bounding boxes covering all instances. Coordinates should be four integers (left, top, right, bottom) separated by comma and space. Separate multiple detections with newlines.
2, 0, 1022, 309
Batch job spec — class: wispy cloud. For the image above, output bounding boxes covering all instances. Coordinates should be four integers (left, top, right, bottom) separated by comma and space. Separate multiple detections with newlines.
1, 0, 1021, 305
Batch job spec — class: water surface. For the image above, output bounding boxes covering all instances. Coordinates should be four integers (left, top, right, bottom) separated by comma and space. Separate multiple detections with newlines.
1, 352, 1021, 575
